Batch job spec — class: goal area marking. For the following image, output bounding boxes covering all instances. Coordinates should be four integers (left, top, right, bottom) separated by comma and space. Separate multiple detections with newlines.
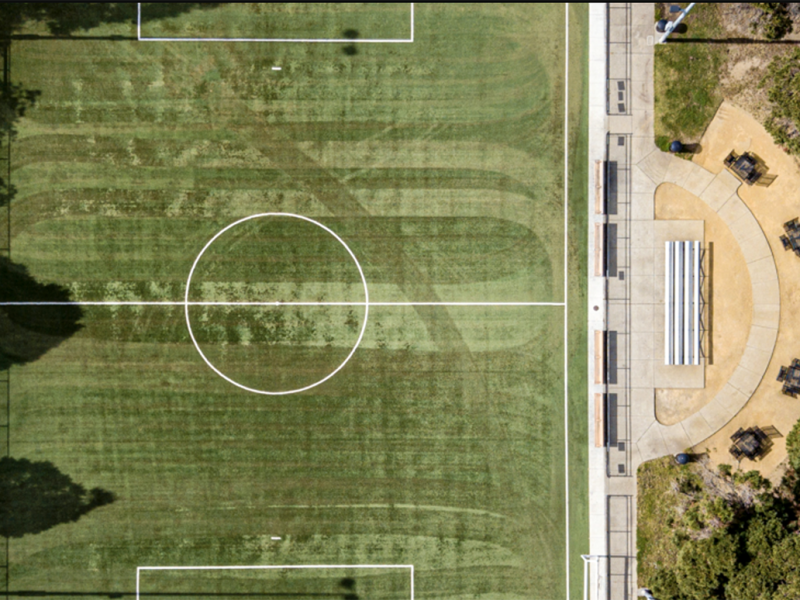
137, 3, 415, 43
136, 565, 415, 600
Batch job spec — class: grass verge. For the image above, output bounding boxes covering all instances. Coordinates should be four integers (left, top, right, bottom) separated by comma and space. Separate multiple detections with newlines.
654, 3, 725, 148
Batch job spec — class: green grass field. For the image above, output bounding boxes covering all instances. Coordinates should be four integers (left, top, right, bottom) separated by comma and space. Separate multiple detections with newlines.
2, 4, 588, 599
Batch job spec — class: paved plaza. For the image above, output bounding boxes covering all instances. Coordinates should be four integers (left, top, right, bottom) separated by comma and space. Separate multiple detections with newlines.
587, 4, 783, 599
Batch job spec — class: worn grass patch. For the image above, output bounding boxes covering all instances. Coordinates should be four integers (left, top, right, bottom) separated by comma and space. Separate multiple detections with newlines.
637, 457, 686, 585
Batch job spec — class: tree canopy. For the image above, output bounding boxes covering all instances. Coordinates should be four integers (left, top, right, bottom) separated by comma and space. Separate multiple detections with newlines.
639, 453, 800, 600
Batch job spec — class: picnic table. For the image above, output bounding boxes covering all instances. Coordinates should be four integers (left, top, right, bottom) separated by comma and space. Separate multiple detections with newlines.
780, 218, 800, 258
777, 358, 800, 397
730, 426, 769, 461
724, 151, 762, 185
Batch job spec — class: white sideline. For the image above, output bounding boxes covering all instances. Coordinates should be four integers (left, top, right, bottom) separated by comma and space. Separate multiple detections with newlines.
563, 6, 571, 600
136, 565, 414, 600
137, 3, 414, 43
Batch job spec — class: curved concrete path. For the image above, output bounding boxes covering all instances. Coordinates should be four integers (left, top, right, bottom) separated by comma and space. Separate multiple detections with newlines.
632, 152, 780, 461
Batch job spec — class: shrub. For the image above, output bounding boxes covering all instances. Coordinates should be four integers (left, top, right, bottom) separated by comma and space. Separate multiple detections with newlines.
684, 505, 704, 530
745, 515, 787, 558
675, 533, 738, 600
786, 418, 800, 472
752, 3, 794, 40
734, 469, 771, 491
760, 49, 800, 155
706, 497, 735, 525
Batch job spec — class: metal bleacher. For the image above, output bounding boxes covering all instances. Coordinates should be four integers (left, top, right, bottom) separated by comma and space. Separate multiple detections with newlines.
665, 241, 702, 365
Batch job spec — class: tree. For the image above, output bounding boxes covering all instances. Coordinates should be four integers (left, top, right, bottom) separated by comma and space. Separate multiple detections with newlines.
786, 417, 800, 472
674, 533, 738, 600
0, 456, 115, 538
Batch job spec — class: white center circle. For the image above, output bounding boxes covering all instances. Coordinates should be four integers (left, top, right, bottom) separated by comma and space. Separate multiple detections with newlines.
184, 213, 369, 395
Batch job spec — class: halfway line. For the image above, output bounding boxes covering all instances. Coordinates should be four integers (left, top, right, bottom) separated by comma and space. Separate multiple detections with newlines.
0, 301, 565, 307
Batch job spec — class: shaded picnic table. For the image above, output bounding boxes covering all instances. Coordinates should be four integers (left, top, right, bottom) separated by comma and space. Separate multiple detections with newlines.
777, 358, 800, 398
780, 218, 800, 258
724, 151, 762, 185
729, 426, 773, 461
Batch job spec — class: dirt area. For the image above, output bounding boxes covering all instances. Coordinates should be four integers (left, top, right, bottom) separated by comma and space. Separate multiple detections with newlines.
715, 4, 800, 126
654, 183, 752, 426
691, 102, 800, 480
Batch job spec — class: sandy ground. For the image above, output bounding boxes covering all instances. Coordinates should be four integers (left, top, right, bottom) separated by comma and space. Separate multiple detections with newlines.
654, 183, 752, 426
692, 101, 800, 480
716, 4, 800, 126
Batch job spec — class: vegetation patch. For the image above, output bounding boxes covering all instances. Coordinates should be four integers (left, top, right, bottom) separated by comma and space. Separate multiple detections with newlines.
638, 450, 800, 600
654, 4, 800, 156
750, 3, 794, 39
654, 3, 725, 146
760, 48, 800, 155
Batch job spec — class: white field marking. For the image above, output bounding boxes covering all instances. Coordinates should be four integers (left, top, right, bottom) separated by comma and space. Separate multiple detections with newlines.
563, 6, 571, 600
271, 66, 282, 71
184, 213, 369, 396
270, 536, 281, 540
261, 503, 510, 520
0, 301, 564, 307
136, 565, 414, 600
137, 3, 414, 43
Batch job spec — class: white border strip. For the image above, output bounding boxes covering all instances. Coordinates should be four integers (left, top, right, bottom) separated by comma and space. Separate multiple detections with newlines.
136, 565, 414, 600
137, 3, 414, 43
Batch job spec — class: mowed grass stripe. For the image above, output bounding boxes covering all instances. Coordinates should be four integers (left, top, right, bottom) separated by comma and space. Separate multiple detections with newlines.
13, 216, 554, 297
6, 4, 585, 599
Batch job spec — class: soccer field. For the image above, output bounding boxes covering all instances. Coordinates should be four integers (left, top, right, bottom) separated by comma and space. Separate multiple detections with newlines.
1, 4, 589, 599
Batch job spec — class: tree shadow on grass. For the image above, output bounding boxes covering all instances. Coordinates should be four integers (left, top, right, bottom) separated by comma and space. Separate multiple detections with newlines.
0, 456, 115, 538
0, 3, 221, 38
0, 257, 83, 371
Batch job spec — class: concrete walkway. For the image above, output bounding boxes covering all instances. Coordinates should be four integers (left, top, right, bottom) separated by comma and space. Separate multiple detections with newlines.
586, 5, 782, 600
630, 156, 781, 462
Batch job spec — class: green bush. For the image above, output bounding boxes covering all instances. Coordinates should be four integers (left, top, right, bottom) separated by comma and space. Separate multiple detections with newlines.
656, 135, 671, 152
786, 418, 800, 471
677, 473, 702, 494
752, 3, 794, 40
760, 49, 800, 155
640, 443, 800, 600
683, 505, 704, 530
733, 469, 771, 491
717, 463, 732, 477
675, 533, 738, 600
706, 497, 735, 525
745, 514, 787, 558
